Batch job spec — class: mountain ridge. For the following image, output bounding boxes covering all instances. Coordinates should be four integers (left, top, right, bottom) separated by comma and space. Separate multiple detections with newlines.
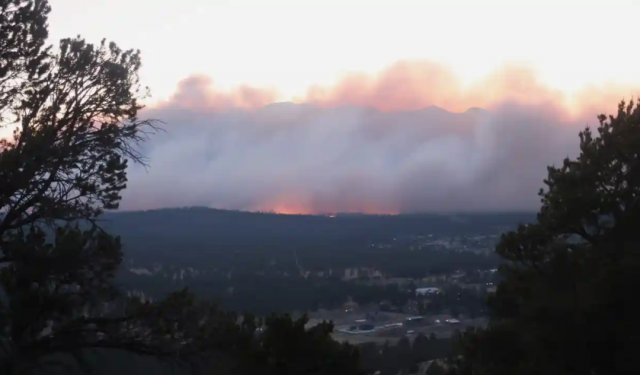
256, 101, 490, 115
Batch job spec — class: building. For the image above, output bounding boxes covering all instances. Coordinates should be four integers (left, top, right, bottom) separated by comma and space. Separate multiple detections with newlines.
416, 287, 441, 296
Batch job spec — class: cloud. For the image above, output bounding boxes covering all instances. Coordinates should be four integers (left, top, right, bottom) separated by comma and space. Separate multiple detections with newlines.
120, 61, 639, 214
154, 75, 279, 111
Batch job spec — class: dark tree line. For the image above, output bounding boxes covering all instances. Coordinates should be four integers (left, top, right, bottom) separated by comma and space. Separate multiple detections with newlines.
359, 333, 452, 375
119, 270, 417, 316
102, 208, 533, 250
112, 214, 505, 278
118, 267, 497, 318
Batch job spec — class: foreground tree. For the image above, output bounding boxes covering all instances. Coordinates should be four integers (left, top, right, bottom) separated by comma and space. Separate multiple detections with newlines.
0, 2, 365, 374
0, 0, 50, 117
448, 100, 640, 375
239, 315, 363, 375
0, 1, 198, 371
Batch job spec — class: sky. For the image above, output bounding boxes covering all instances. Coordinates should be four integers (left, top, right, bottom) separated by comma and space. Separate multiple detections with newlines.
39, 0, 640, 213
49, 0, 640, 103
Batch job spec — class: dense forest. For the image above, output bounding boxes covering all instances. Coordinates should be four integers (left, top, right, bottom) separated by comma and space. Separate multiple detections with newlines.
32, 331, 454, 375
359, 333, 453, 375
109, 208, 516, 314
119, 267, 497, 316
104, 208, 532, 269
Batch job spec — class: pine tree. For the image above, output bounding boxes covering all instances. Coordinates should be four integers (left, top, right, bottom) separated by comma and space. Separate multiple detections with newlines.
0, 3, 367, 374
449, 100, 640, 375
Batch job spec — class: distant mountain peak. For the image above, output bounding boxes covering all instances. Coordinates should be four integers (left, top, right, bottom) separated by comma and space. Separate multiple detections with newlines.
261, 101, 297, 109
422, 105, 447, 111
464, 107, 490, 114
255, 103, 491, 116
258, 102, 301, 112
418, 105, 469, 116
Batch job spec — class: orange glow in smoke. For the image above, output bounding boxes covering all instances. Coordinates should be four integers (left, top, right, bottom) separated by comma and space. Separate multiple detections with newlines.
248, 194, 400, 215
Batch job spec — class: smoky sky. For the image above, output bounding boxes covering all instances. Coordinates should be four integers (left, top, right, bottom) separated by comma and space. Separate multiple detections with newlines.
119, 62, 637, 214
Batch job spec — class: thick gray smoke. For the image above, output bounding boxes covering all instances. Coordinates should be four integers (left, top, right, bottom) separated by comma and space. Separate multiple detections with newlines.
120, 91, 588, 213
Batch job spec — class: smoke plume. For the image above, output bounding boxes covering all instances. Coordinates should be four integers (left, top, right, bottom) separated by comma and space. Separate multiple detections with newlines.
121, 61, 638, 214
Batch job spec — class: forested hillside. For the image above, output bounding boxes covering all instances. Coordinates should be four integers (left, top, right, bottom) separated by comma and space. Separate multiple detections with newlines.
104, 209, 528, 313
103, 208, 533, 266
